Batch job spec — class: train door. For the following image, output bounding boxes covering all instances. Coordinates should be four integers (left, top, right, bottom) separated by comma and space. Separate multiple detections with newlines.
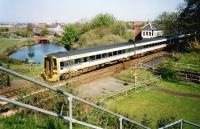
44, 57, 51, 77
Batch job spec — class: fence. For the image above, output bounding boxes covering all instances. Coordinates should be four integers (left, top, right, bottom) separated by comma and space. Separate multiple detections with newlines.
158, 119, 200, 129
0, 66, 150, 129
100, 75, 161, 102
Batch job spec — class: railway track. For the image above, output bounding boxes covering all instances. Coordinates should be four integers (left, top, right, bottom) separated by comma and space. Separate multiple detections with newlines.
0, 51, 167, 113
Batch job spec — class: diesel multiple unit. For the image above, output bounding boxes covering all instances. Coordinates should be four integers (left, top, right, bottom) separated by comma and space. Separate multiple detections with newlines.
44, 35, 189, 81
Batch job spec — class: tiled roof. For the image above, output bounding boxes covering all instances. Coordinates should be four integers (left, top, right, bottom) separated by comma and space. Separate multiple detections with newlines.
141, 23, 162, 30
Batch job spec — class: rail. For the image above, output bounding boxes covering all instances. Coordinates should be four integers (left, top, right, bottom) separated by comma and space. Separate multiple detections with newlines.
0, 66, 150, 129
100, 76, 161, 102
0, 96, 102, 129
158, 119, 200, 129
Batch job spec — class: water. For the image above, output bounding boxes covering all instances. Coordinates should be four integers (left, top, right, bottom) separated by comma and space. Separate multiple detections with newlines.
10, 44, 66, 64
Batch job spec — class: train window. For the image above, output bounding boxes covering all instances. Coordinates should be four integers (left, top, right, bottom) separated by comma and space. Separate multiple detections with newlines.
80, 58, 84, 63
130, 48, 134, 51
113, 51, 117, 56
60, 62, 64, 68
90, 56, 95, 61
122, 49, 126, 53
108, 52, 113, 57
96, 54, 101, 59
75, 58, 81, 64
125, 49, 129, 53
102, 53, 107, 58
118, 50, 122, 54
53, 59, 57, 67
84, 57, 87, 62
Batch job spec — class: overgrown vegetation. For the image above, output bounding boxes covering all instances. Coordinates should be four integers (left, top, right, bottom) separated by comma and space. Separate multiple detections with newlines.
61, 13, 133, 49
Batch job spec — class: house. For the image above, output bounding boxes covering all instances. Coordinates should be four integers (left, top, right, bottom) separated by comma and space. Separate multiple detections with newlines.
141, 23, 163, 38
48, 24, 64, 36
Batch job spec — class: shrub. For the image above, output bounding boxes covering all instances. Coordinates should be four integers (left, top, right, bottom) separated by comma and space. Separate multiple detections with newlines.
61, 24, 79, 50
91, 13, 116, 28
156, 116, 179, 129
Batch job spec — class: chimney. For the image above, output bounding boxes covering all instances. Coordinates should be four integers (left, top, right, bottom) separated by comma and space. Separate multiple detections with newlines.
134, 24, 142, 40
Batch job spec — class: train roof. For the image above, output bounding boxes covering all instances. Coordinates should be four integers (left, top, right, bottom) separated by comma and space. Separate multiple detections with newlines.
47, 37, 166, 58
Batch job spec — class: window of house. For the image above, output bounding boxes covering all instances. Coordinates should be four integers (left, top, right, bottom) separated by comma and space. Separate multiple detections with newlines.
146, 32, 148, 36
143, 32, 145, 36
149, 32, 151, 36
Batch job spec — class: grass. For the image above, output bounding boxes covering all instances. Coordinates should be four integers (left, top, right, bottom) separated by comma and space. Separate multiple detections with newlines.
110, 52, 200, 128
0, 114, 88, 129
115, 67, 156, 83
0, 38, 22, 53
159, 80, 200, 95
105, 89, 200, 128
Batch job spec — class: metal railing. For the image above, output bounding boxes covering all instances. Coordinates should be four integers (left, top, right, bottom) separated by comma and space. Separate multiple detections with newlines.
0, 66, 150, 129
158, 119, 200, 129
0, 96, 102, 129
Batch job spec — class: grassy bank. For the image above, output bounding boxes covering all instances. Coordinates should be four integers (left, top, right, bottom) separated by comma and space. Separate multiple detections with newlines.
0, 38, 36, 55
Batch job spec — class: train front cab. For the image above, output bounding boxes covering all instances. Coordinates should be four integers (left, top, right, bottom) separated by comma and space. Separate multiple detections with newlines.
44, 56, 59, 81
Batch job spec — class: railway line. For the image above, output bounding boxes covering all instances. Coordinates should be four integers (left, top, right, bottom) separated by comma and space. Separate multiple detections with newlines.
0, 51, 166, 108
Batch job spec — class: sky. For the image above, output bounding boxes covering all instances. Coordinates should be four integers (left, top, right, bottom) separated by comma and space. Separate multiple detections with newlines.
0, 0, 184, 23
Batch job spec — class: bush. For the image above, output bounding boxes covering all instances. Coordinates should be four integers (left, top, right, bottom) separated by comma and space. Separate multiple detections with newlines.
91, 13, 116, 28
156, 116, 179, 129
76, 28, 126, 49
186, 40, 200, 51
61, 24, 79, 50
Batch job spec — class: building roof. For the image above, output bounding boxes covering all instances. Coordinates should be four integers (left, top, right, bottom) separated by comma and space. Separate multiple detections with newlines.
47, 37, 165, 58
141, 23, 162, 31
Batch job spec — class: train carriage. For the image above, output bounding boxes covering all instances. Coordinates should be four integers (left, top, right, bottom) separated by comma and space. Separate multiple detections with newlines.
44, 34, 190, 81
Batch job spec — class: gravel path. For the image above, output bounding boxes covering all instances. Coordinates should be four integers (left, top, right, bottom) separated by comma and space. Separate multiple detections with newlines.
77, 76, 128, 98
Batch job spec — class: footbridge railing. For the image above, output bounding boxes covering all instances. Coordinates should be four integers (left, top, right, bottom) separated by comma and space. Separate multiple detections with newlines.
0, 66, 150, 129
158, 119, 200, 129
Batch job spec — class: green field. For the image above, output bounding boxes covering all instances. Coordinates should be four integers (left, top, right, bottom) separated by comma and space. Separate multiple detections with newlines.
0, 38, 23, 53
106, 52, 200, 128
105, 89, 200, 128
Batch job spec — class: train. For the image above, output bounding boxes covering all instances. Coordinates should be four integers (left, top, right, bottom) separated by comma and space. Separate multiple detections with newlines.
44, 34, 191, 81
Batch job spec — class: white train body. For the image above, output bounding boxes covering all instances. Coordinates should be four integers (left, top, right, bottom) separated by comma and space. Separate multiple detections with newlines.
44, 35, 190, 81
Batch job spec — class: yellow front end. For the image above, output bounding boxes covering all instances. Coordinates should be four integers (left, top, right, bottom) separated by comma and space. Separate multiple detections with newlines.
44, 56, 59, 81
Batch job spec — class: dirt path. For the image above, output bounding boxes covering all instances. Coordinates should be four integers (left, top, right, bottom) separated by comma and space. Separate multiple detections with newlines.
152, 87, 200, 99
77, 76, 128, 98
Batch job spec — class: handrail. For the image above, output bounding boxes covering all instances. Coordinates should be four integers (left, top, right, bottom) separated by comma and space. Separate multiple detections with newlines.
158, 119, 200, 129
0, 96, 103, 129
0, 66, 150, 129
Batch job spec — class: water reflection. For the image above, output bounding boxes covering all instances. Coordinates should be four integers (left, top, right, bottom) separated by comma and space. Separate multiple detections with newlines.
10, 44, 66, 64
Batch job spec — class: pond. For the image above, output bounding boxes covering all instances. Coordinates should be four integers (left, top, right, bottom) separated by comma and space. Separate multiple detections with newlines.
10, 44, 66, 64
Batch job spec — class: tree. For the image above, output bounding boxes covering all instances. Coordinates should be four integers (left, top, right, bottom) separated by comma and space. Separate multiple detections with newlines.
178, 0, 200, 38
26, 23, 34, 37
111, 21, 127, 36
61, 24, 79, 50
155, 12, 179, 36
40, 27, 49, 36
91, 13, 116, 28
